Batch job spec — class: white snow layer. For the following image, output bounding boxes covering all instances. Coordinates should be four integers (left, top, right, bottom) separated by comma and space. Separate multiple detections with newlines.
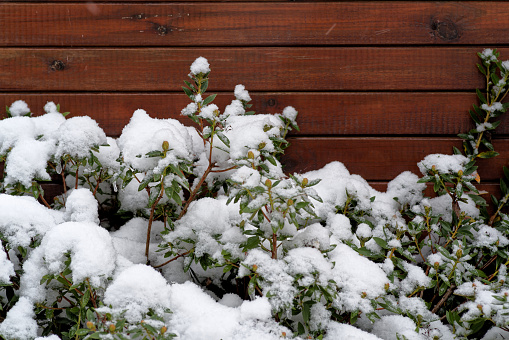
190, 56, 210, 75
0, 297, 38, 340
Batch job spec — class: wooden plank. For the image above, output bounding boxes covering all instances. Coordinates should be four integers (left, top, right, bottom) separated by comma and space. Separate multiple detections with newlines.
3, 3, 509, 46
282, 137, 509, 181
0, 47, 499, 91
2, 92, 508, 136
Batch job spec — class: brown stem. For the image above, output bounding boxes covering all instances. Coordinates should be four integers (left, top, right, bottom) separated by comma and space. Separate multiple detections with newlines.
60, 273, 84, 296
431, 284, 456, 314
75, 167, 79, 190
272, 233, 277, 259
2, 243, 10, 261
39, 192, 52, 209
85, 278, 102, 321
91, 170, 103, 198
153, 249, 192, 268
481, 255, 497, 271
178, 163, 213, 220
145, 182, 165, 262
61, 295, 74, 306
210, 165, 237, 173
414, 236, 426, 263
60, 162, 68, 204
36, 304, 66, 310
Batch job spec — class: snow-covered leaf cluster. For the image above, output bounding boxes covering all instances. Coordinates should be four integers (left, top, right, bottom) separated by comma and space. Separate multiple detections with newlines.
1, 54, 509, 340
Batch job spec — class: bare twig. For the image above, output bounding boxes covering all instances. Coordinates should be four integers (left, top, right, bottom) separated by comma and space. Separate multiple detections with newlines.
431, 284, 456, 314
153, 249, 192, 268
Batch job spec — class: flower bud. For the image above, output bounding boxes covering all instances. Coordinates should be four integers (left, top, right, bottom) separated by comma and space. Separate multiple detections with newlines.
162, 141, 169, 150
109, 324, 116, 333
458, 170, 463, 177
247, 151, 254, 159
477, 304, 483, 311
384, 283, 390, 291
434, 262, 440, 270
361, 292, 367, 298
282, 332, 287, 338
252, 264, 258, 271
432, 165, 436, 172
302, 178, 308, 186
161, 326, 167, 334
86, 321, 96, 331
265, 179, 272, 188
258, 142, 266, 149
456, 249, 462, 258
288, 199, 294, 206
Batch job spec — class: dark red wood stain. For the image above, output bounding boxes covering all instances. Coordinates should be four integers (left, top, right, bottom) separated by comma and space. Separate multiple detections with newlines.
1, 1, 508, 197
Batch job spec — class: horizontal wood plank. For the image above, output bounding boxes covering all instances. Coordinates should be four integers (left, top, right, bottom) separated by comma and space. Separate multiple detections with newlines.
2, 92, 509, 136
0, 47, 499, 91
3, 2, 509, 46
282, 137, 509, 181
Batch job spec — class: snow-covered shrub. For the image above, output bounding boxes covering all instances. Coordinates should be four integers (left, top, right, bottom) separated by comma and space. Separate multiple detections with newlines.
1, 52, 509, 340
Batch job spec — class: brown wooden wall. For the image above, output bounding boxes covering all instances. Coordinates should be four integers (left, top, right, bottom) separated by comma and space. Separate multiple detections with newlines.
2, 1, 509, 195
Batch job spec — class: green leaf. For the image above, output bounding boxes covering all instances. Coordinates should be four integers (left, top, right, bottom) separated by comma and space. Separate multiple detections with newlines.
481, 139, 494, 151
476, 89, 487, 104
295, 201, 309, 210
373, 237, 389, 250
439, 283, 448, 296
302, 301, 313, 323
491, 194, 499, 206
202, 94, 217, 106
182, 86, 194, 100
501, 166, 509, 181
201, 79, 209, 93
491, 72, 500, 85
75, 329, 90, 336
469, 319, 486, 334
350, 310, 359, 324
469, 110, 481, 124
501, 178, 508, 196
477, 151, 499, 159
146, 150, 164, 158
243, 237, 259, 251
477, 63, 486, 76
184, 80, 195, 91
215, 131, 230, 148
172, 189, 182, 206
266, 155, 277, 166
138, 177, 151, 192
82, 289, 90, 307
86, 309, 95, 321
297, 322, 305, 335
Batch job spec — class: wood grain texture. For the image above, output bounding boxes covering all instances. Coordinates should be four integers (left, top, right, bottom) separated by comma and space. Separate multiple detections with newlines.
2, 92, 508, 136
282, 137, 509, 181
0, 47, 498, 91
3, 2, 509, 46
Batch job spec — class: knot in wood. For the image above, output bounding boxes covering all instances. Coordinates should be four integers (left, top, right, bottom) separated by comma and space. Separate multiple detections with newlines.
267, 98, 277, 107
157, 25, 168, 36
430, 18, 459, 41
49, 60, 65, 71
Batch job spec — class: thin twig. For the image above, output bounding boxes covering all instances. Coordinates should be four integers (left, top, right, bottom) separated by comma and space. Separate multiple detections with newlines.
39, 192, 52, 209
145, 182, 165, 262
153, 249, 192, 268
431, 284, 456, 314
